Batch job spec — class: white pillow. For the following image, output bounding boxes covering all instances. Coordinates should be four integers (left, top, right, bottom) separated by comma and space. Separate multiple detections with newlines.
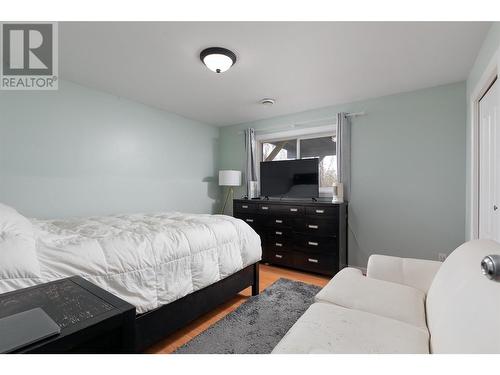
0, 234, 40, 278
0, 202, 40, 278
0, 202, 33, 235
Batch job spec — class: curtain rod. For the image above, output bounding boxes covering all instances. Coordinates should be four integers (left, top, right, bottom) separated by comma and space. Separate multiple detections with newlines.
236, 111, 365, 135
345, 111, 365, 117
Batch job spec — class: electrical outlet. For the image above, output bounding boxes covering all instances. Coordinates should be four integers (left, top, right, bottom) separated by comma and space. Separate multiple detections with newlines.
438, 253, 447, 262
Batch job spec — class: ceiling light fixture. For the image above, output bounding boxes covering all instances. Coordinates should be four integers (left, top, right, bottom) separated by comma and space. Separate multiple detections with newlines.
200, 47, 237, 74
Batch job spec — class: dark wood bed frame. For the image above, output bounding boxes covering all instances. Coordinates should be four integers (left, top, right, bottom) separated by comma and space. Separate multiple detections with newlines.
133, 262, 259, 352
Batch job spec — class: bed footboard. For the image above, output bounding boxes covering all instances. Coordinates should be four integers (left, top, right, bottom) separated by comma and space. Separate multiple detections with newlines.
252, 262, 260, 296
134, 262, 260, 352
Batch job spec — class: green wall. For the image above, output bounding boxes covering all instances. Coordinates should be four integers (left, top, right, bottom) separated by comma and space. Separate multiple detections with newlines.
465, 23, 500, 239
219, 82, 466, 267
0, 74, 469, 267
0, 80, 220, 218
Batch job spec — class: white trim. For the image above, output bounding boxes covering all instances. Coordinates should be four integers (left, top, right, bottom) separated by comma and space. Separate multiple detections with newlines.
468, 46, 500, 240
255, 124, 335, 141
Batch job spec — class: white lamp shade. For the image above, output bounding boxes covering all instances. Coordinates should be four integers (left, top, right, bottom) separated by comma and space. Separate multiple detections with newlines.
219, 170, 241, 186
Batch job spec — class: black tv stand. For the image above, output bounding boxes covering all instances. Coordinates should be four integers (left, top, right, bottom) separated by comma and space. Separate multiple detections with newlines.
233, 198, 347, 276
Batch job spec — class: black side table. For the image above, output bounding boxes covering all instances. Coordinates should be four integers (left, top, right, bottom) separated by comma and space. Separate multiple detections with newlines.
0, 276, 136, 353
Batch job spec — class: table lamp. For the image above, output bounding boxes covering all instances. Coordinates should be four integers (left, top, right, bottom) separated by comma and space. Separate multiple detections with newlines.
219, 170, 241, 214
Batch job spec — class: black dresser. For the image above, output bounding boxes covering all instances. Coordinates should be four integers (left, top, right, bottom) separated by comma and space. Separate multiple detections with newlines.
233, 198, 347, 276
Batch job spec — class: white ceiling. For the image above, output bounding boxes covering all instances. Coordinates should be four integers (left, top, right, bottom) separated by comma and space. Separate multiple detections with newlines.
59, 22, 490, 126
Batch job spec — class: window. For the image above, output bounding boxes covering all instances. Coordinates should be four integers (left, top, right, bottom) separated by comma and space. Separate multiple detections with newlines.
262, 139, 297, 161
259, 128, 336, 196
300, 136, 337, 190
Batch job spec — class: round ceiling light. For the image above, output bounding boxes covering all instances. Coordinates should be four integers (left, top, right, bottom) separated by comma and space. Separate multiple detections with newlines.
200, 47, 237, 73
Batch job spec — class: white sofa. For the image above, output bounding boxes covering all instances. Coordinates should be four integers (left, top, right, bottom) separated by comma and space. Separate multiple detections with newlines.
272, 239, 500, 354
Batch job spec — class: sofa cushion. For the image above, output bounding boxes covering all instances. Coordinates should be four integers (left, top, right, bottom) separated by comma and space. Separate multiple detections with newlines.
426, 239, 500, 353
315, 267, 427, 329
367, 254, 441, 293
272, 303, 429, 354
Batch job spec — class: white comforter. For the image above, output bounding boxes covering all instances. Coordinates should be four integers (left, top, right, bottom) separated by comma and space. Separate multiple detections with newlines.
0, 209, 261, 313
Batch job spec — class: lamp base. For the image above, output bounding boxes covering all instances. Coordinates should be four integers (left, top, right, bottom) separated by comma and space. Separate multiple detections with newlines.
221, 187, 234, 215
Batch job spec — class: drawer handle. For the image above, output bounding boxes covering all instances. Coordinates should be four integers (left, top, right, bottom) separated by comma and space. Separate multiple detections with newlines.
316, 209, 325, 214
308, 258, 319, 263
262, 206, 269, 210
242, 205, 248, 208
308, 224, 318, 229
275, 231, 282, 235
275, 243, 283, 247
276, 219, 283, 224
290, 208, 298, 212
275, 254, 283, 259
308, 241, 318, 246
246, 219, 254, 223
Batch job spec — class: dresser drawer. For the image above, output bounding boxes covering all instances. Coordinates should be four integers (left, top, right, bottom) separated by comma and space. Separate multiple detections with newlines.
234, 202, 258, 213
275, 205, 305, 216
305, 206, 338, 219
298, 217, 337, 236
237, 215, 262, 229
266, 236, 290, 250
267, 227, 291, 239
268, 249, 294, 267
267, 216, 294, 228
293, 233, 338, 253
293, 252, 338, 275
257, 204, 275, 213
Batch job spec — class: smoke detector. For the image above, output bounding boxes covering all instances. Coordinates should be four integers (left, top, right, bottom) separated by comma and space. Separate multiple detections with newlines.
260, 98, 276, 106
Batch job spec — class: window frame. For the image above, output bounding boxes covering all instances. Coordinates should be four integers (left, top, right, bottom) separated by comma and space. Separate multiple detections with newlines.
256, 125, 336, 197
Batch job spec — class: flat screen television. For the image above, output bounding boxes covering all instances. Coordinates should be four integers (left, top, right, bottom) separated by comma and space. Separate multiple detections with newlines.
260, 158, 319, 198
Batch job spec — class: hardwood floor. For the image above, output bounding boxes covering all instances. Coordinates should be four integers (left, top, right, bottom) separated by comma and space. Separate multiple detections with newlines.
146, 263, 330, 354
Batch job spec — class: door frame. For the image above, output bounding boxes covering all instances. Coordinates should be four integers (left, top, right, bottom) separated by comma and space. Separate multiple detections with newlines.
469, 49, 500, 240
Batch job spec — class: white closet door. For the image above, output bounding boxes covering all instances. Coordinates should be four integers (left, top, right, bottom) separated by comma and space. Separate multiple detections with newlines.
479, 79, 499, 241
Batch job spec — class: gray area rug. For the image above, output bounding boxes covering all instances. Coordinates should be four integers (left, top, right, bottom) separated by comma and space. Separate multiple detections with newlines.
174, 278, 321, 354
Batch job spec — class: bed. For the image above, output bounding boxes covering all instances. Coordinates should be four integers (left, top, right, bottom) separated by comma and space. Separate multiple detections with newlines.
0, 203, 261, 352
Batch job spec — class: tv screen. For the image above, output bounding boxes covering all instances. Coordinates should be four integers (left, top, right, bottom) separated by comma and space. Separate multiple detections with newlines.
260, 158, 319, 198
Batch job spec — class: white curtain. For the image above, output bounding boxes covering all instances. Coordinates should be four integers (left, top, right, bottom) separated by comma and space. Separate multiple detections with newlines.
244, 128, 258, 197
336, 113, 351, 201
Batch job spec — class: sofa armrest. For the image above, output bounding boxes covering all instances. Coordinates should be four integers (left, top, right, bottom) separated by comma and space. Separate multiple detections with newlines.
367, 255, 442, 294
